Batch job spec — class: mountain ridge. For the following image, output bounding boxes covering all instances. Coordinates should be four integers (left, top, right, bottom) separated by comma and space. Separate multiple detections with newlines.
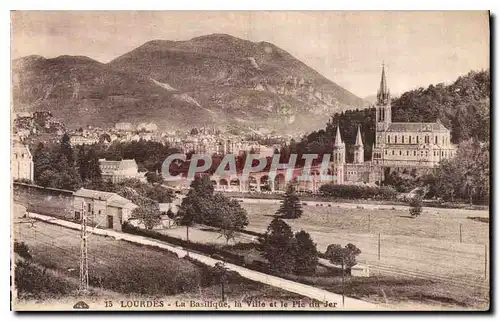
12, 33, 368, 134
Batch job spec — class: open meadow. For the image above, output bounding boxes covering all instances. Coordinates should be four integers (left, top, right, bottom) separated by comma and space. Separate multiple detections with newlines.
13, 220, 313, 304
239, 203, 489, 304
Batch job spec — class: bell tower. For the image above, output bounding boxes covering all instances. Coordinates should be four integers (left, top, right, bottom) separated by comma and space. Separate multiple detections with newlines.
332, 125, 345, 184
353, 125, 364, 164
376, 63, 392, 133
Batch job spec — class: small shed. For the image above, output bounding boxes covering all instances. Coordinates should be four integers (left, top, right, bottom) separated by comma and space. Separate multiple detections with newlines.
351, 264, 370, 277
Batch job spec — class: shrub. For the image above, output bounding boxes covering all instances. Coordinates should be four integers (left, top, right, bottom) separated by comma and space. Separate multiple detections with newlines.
408, 196, 423, 218
14, 241, 32, 260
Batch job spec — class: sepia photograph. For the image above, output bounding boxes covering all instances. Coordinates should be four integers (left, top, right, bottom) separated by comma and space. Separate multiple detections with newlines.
10, 10, 490, 311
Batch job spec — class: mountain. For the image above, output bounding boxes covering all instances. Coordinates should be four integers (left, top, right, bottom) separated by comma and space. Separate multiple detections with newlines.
363, 95, 377, 104
12, 33, 368, 133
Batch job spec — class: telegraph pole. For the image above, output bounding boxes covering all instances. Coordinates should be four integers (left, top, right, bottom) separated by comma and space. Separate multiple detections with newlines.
79, 202, 89, 293
378, 233, 381, 260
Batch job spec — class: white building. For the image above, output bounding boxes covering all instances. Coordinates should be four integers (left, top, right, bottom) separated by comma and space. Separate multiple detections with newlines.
98, 159, 147, 183
12, 141, 34, 182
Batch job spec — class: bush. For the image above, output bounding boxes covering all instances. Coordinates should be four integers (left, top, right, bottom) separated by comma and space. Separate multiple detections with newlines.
14, 260, 75, 299
408, 196, 423, 218
319, 184, 398, 200
14, 241, 32, 260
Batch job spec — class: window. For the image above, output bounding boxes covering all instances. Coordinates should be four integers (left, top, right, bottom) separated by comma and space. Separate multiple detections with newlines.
384, 150, 387, 155
402, 135, 404, 144
407, 151, 409, 156
399, 150, 402, 155
442, 151, 444, 156
387, 136, 390, 143
75, 211, 81, 221
98, 210, 101, 215
88, 203, 91, 212
435, 136, 438, 144
414, 151, 416, 156
395, 136, 397, 144
392, 150, 395, 155
409, 136, 412, 144
417, 136, 419, 144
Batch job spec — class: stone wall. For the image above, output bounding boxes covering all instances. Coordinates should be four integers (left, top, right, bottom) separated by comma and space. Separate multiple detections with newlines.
13, 182, 74, 220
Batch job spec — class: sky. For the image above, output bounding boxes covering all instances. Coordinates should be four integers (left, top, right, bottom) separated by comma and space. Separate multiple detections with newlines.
11, 11, 489, 98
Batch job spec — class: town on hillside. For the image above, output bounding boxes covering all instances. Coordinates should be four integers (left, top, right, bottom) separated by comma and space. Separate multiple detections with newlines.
11, 11, 490, 312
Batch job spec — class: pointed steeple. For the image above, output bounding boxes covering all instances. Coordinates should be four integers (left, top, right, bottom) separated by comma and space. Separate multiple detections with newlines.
376, 62, 390, 105
355, 125, 363, 146
334, 125, 344, 147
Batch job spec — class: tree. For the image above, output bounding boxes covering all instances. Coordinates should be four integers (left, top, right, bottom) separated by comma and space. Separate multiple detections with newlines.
146, 171, 163, 184
408, 195, 423, 218
213, 262, 229, 301
431, 139, 489, 204
179, 176, 215, 224
33, 144, 53, 183
293, 230, 318, 275
325, 243, 361, 273
132, 198, 162, 230
259, 218, 296, 274
210, 194, 249, 244
77, 145, 88, 181
86, 147, 102, 184
59, 133, 74, 165
325, 244, 359, 307
276, 184, 303, 219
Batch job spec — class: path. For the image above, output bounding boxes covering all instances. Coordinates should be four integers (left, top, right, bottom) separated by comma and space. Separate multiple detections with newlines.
26, 212, 378, 310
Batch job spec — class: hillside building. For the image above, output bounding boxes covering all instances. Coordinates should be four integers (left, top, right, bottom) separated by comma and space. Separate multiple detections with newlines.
12, 141, 34, 182
73, 188, 137, 231
99, 159, 147, 183
370, 64, 456, 173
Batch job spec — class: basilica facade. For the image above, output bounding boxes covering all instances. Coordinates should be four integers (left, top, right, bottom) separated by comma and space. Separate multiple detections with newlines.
332, 64, 456, 185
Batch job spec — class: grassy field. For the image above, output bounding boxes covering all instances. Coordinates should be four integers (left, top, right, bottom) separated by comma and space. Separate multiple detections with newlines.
240, 203, 489, 298
13, 220, 313, 304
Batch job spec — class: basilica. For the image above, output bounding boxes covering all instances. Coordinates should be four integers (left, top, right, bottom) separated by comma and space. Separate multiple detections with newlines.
331, 64, 457, 185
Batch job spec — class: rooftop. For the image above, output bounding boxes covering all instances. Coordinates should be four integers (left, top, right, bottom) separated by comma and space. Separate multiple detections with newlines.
386, 122, 449, 133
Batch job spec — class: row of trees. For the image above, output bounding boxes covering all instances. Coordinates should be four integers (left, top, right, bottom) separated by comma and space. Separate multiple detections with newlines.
33, 135, 182, 191
319, 184, 398, 200
427, 139, 489, 204
259, 217, 361, 276
33, 135, 82, 190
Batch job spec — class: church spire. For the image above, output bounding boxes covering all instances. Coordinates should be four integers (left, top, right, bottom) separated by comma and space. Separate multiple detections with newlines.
355, 124, 363, 146
334, 125, 344, 147
377, 62, 390, 105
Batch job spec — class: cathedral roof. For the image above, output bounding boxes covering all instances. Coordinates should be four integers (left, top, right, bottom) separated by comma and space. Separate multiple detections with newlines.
386, 122, 449, 133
